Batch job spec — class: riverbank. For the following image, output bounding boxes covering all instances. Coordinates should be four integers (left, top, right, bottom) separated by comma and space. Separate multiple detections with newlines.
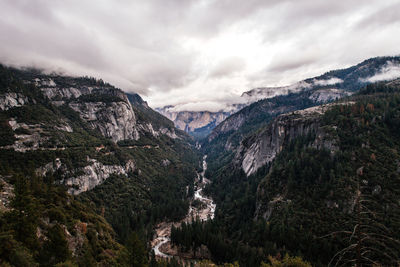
151, 155, 216, 260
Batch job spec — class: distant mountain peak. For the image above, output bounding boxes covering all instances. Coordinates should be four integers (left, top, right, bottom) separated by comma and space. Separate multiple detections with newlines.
158, 56, 400, 139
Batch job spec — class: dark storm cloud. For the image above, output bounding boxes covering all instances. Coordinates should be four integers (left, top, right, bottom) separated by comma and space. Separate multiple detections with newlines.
0, 0, 399, 110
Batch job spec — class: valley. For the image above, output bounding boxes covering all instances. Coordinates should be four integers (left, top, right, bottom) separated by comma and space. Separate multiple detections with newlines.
151, 155, 216, 260
1, 58, 400, 266
2, 0, 400, 265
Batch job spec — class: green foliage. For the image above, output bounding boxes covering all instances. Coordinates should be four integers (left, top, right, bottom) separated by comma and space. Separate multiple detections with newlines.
39, 224, 71, 266
0, 65, 202, 266
125, 232, 148, 267
0, 232, 38, 267
0, 172, 126, 266
80, 135, 200, 243
261, 254, 311, 267
9, 175, 40, 249
6, 104, 60, 124
55, 260, 78, 267
0, 66, 196, 267
0, 113, 15, 146
174, 82, 400, 266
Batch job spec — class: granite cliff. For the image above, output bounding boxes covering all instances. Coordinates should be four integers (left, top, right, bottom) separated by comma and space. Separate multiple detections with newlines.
235, 104, 346, 176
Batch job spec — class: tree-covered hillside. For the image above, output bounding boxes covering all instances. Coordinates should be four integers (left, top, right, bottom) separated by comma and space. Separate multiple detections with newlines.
172, 81, 400, 266
0, 65, 201, 266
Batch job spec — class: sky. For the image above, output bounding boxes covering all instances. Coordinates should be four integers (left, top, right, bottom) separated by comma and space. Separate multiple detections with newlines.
1, 0, 400, 112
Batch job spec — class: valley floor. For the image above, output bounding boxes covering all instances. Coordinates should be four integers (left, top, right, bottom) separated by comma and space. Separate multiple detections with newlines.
151, 155, 216, 260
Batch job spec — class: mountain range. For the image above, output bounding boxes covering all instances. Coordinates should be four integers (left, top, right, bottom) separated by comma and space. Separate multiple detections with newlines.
1, 56, 400, 266
159, 56, 400, 138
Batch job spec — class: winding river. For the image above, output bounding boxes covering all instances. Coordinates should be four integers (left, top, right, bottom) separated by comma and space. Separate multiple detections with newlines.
151, 155, 216, 258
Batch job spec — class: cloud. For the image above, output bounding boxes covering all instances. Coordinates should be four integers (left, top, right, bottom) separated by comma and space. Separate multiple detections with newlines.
268, 52, 320, 73
171, 101, 228, 113
209, 57, 246, 78
313, 77, 343, 86
360, 61, 400, 83
0, 0, 399, 111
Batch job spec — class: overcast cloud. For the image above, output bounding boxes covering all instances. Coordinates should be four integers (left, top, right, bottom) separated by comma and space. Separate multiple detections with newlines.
0, 0, 399, 111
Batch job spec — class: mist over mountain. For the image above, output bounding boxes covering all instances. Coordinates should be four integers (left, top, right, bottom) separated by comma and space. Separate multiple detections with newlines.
159, 56, 400, 138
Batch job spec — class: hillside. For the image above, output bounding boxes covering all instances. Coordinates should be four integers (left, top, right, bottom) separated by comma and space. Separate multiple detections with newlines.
202, 56, 400, 174
160, 56, 400, 140
0, 65, 201, 266
1, 59, 400, 266
171, 80, 400, 266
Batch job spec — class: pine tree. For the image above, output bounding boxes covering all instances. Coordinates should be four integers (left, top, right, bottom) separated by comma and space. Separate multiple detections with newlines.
9, 175, 39, 249
126, 232, 148, 267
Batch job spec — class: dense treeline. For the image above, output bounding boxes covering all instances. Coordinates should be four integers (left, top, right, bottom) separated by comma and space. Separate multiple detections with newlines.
172, 82, 400, 266
0, 172, 188, 266
0, 173, 126, 266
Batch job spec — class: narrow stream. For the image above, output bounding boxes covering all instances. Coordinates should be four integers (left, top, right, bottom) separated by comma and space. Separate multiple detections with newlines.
151, 155, 216, 258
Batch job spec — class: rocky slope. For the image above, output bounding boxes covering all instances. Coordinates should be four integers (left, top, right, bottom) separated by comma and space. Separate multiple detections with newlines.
161, 56, 400, 139
0, 92, 29, 110
35, 76, 179, 143
36, 157, 136, 195
203, 56, 400, 173
0, 67, 192, 195
0, 64, 201, 261
235, 104, 346, 176
157, 107, 234, 139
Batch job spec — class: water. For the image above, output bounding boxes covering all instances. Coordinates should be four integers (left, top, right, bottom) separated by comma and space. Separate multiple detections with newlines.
151, 155, 215, 257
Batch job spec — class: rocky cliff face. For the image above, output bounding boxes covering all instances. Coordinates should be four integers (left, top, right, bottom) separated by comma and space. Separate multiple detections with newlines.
206, 97, 302, 145
127, 93, 181, 140
0, 93, 29, 111
207, 102, 273, 143
35, 78, 141, 142
0, 68, 187, 198
31, 77, 180, 143
157, 107, 232, 137
235, 104, 345, 176
69, 101, 140, 142
37, 157, 135, 195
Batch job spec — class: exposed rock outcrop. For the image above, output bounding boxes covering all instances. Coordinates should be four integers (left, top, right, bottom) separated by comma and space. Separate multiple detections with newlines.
309, 88, 352, 103
69, 100, 140, 142
37, 157, 135, 195
207, 100, 293, 143
63, 158, 135, 195
235, 104, 348, 176
0, 93, 29, 110
34, 78, 180, 142
0, 177, 14, 212
1, 118, 72, 152
157, 108, 232, 136
34, 78, 142, 142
